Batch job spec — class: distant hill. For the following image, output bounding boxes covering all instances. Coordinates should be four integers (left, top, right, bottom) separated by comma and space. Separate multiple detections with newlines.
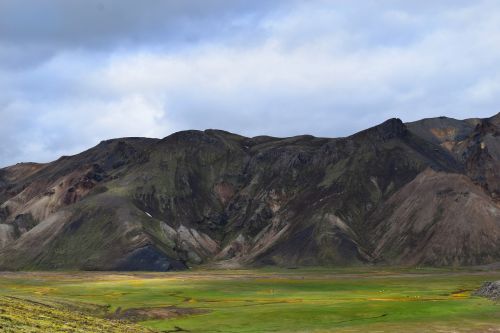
0, 113, 498, 270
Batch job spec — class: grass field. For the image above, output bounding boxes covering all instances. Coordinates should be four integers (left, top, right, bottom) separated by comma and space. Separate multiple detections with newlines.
0, 267, 499, 332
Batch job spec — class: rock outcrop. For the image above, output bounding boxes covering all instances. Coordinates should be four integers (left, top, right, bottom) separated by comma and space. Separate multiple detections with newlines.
474, 281, 500, 300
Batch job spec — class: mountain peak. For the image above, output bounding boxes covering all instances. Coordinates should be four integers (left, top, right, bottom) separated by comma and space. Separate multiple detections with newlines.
352, 117, 407, 141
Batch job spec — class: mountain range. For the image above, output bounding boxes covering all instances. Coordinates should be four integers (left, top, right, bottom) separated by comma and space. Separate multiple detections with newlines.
0, 113, 498, 270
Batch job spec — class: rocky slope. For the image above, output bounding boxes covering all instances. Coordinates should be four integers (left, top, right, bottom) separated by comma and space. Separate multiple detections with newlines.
0, 113, 498, 270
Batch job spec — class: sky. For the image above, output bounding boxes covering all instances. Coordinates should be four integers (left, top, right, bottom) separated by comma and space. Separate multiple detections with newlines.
1, 0, 500, 167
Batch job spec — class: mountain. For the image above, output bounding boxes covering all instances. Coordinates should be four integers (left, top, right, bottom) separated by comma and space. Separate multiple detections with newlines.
0, 113, 498, 270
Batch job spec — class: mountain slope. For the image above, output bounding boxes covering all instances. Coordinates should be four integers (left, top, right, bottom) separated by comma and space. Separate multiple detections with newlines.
0, 114, 499, 270
368, 169, 500, 266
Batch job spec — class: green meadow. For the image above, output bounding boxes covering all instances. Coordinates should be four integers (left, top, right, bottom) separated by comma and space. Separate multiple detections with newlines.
0, 268, 499, 332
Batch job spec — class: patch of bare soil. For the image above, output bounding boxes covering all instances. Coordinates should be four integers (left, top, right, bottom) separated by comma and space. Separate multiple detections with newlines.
110, 306, 210, 322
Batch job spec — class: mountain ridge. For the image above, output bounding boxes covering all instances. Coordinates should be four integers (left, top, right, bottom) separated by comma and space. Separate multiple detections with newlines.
0, 113, 498, 270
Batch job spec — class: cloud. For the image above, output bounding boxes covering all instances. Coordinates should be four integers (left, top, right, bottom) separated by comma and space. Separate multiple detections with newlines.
0, 0, 288, 69
1, 0, 500, 166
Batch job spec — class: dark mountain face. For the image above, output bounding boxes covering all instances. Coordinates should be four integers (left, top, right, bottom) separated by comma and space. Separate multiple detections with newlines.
0, 114, 498, 270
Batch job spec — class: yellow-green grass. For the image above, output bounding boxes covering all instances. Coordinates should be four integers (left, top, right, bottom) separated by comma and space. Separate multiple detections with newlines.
0, 295, 151, 333
0, 268, 499, 332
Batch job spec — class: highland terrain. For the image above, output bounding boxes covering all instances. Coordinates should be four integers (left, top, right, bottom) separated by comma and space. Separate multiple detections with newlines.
0, 113, 499, 271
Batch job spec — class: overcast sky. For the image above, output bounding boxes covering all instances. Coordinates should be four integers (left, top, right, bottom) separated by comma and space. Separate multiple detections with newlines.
1, 0, 500, 167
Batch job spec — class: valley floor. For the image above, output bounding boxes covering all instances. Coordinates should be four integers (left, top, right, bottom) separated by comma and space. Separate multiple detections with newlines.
0, 267, 499, 332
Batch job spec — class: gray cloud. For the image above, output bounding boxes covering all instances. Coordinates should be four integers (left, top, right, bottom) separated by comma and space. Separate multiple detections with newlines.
0, 0, 289, 68
1, 0, 500, 167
